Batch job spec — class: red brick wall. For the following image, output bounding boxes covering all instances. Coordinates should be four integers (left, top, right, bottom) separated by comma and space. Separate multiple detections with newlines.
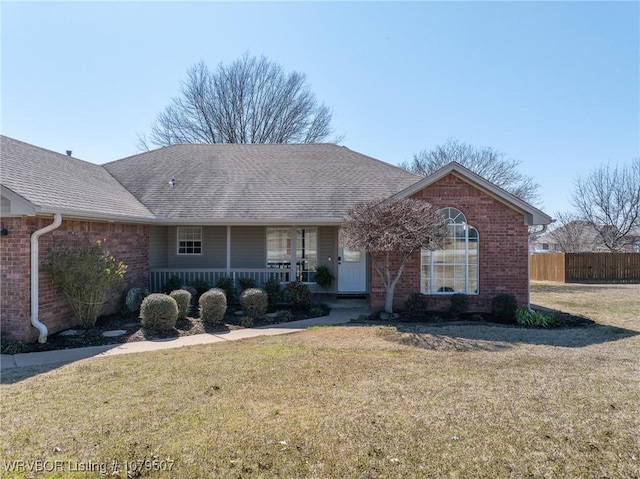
0, 216, 149, 342
370, 173, 530, 313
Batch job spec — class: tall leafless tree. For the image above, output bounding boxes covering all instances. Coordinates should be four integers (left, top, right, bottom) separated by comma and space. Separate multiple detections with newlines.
341, 198, 448, 314
139, 54, 338, 148
571, 158, 640, 252
400, 138, 541, 205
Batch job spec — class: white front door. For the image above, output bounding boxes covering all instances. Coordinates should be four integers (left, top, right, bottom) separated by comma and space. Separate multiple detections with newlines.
338, 247, 367, 293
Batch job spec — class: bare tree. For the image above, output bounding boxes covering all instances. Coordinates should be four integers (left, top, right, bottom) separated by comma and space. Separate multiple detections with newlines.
548, 211, 596, 253
341, 198, 448, 314
400, 138, 541, 204
571, 158, 640, 252
142, 54, 338, 147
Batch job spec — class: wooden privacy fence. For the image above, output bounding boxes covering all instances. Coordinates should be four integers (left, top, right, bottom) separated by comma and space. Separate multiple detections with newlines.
530, 253, 640, 283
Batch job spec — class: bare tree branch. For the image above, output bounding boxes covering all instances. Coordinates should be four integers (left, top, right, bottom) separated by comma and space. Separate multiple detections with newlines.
401, 138, 541, 205
140, 53, 338, 148
571, 158, 640, 252
341, 198, 448, 313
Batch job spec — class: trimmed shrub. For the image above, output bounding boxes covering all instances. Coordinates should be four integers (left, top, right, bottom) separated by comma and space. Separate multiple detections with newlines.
240, 288, 268, 317
238, 277, 257, 292
170, 289, 192, 319
284, 281, 312, 310
215, 277, 236, 302
449, 293, 470, 317
161, 276, 182, 295
140, 293, 179, 331
125, 287, 149, 313
200, 288, 227, 324
275, 309, 294, 322
264, 279, 282, 309
187, 279, 210, 301
491, 293, 518, 322
405, 293, 429, 313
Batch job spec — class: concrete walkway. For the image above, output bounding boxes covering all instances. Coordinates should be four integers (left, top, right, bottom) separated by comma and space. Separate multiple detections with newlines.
1, 305, 368, 370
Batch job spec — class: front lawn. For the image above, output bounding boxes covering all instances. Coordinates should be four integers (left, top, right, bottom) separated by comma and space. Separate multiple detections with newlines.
1, 282, 638, 478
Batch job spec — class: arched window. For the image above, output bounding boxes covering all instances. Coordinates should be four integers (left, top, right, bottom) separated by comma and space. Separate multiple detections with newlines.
421, 208, 479, 294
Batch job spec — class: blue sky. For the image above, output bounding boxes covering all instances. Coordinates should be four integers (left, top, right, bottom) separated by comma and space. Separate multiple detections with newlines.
2, 1, 638, 215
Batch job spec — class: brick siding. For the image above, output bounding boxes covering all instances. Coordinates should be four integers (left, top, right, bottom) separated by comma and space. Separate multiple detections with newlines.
370, 173, 530, 313
0, 216, 149, 342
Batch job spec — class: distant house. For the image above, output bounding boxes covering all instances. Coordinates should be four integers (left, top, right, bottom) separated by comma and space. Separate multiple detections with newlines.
532, 221, 640, 253
0, 135, 552, 343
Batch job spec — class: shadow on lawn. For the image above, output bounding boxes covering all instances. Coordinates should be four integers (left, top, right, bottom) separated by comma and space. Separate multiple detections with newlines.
377, 321, 639, 352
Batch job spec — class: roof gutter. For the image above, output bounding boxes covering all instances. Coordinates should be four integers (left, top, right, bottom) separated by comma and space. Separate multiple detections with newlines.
31, 213, 62, 343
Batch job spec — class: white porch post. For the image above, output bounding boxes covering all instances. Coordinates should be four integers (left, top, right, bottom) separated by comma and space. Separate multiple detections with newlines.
226, 225, 231, 275
290, 225, 296, 282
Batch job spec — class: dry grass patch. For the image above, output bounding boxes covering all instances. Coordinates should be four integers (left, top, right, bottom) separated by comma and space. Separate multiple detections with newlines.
1, 283, 639, 478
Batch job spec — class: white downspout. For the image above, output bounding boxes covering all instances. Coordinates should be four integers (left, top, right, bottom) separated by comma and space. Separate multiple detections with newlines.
31, 213, 62, 343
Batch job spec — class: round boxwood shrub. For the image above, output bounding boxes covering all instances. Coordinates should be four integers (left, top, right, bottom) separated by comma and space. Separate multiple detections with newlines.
240, 288, 268, 317
199, 288, 227, 324
170, 289, 192, 319
491, 293, 518, 323
405, 292, 429, 313
449, 293, 470, 317
284, 281, 311, 311
140, 293, 179, 331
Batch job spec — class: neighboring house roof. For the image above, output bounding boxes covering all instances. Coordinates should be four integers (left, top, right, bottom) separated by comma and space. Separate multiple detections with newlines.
392, 161, 553, 225
0, 136, 155, 221
103, 143, 423, 224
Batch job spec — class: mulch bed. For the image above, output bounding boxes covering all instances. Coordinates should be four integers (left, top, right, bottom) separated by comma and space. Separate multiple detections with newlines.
8, 305, 325, 354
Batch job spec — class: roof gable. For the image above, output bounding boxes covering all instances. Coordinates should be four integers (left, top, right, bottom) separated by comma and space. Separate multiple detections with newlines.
393, 162, 553, 225
0, 136, 155, 221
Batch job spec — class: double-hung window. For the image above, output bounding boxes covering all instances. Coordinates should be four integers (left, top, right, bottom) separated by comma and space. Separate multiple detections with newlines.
421, 208, 478, 294
177, 227, 202, 255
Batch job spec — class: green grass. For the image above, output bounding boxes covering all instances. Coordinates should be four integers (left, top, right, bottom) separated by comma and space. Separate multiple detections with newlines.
1, 282, 639, 478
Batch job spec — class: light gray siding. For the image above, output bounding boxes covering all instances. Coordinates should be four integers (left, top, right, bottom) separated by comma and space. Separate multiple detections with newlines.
230, 226, 266, 268
164, 226, 227, 268
149, 226, 168, 268
317, 226, 338, 292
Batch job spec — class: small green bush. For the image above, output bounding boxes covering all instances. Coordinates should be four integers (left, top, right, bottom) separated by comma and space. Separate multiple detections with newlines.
188, 279, 210, 301
491, 293, 518, 322
1, 338, 25, 354
170, 289, 192, 319
314, 265, 334, 290
44, 239, 127, 329
264, 279, 282, 309
405, 293, 429, 313
275, 309, 294, 322
284, 281, 312, 310
516, 308, 557, 328
161, 276, 182, 295
309, 303, 330, 318
200, 288, 227, 324
240, 288, 268, 317
215, 277, 236, 302
140, 293, 179, 331
239, 316, 255, 328
449, 293, 470, 317
238, 277, 257, 292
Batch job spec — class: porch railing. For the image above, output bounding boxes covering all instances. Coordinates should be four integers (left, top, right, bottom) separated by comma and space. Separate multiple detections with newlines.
149, 268, 291, 292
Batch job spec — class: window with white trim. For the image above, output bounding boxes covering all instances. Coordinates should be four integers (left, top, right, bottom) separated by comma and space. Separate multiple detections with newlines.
266, 227, 318, 283
421, 208, 479, 294
177, 227, 202, 255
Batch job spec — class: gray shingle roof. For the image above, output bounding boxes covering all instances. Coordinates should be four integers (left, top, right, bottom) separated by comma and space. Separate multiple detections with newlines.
0, 136, 155, 220
104, 143, 423, 222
